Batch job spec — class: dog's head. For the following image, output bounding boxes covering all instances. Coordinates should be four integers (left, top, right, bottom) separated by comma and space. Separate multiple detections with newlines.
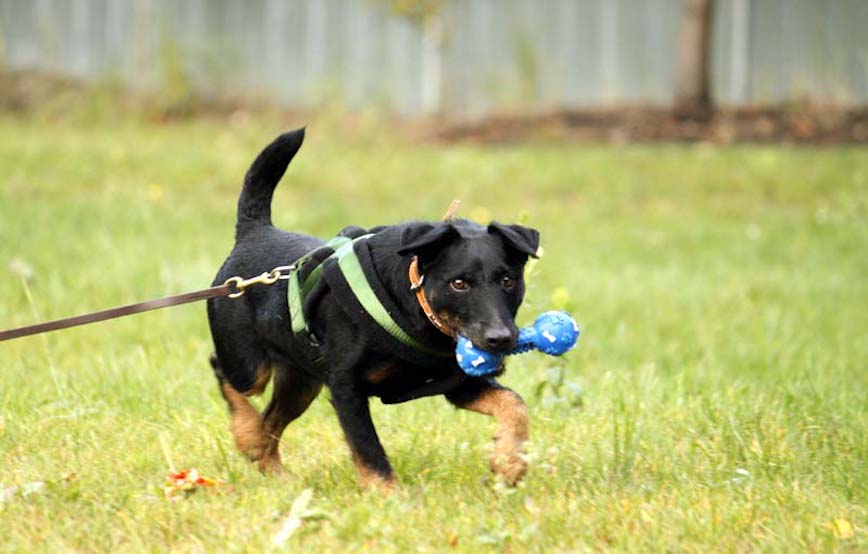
397, 219, 539, 353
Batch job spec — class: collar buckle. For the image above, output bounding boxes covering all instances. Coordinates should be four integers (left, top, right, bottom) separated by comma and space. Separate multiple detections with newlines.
407, 256, 455, 339
409, 274, 424, 291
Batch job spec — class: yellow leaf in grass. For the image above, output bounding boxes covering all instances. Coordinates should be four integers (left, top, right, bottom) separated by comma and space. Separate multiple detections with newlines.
147, 184, 164, 201
829, 518, 855, 539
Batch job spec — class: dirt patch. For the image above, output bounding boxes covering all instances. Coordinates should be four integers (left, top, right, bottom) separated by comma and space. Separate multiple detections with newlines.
0, 69, 274, 121
427, 106, 868, 145
2, 70, 866, 144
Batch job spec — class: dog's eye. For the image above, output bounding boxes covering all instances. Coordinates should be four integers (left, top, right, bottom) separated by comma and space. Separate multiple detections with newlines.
501, 276, 516, 290
450, 278, 470, 292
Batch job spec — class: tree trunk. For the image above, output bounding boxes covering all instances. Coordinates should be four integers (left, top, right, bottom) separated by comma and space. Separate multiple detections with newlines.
674, 0, 714, 115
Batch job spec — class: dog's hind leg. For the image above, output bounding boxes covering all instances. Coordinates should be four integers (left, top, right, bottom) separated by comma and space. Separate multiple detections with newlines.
256, 368, 322, 473
210, 354, 272, 468
210, 354, 321, 473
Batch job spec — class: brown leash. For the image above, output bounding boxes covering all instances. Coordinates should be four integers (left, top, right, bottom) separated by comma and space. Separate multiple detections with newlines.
0, 284, 233, 342
0, 266, 294, 343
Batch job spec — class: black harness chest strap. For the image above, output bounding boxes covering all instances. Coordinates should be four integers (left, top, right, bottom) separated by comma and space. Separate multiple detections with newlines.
379, 373, 467, 405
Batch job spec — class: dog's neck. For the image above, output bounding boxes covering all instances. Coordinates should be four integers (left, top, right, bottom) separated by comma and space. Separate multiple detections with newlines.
408, 256, 455, 338
367, 233, 456, 350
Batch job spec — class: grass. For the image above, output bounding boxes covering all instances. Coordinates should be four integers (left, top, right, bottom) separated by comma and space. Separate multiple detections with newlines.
0, 113, 865, 552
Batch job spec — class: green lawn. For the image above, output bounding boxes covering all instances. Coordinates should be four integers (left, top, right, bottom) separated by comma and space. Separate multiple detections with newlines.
0, 115, 865, 552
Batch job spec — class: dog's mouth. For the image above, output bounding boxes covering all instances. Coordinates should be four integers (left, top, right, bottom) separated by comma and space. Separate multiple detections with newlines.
461, 325, 518, 354
435, 311, 518, 353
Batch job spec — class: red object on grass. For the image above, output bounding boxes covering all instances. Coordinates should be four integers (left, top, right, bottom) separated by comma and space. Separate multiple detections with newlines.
163, 468, 221, 500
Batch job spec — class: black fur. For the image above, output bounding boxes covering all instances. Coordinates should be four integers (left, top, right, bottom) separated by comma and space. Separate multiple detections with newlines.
207, 128, 539, 484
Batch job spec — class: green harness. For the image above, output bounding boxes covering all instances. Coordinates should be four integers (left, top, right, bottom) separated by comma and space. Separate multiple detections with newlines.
286, 234, 451, 362
287, 235, 352, 337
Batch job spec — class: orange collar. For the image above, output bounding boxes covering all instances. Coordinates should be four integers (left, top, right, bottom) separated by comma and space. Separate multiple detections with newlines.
408, 256, 455, 338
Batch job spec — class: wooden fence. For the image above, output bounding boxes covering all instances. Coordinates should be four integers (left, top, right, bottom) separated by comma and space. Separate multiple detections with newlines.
1, 0, 866, 113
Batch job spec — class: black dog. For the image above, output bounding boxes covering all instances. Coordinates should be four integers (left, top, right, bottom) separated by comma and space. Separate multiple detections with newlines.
207, 128, 539, 487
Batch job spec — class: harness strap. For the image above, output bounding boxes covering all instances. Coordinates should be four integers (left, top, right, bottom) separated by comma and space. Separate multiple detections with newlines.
288, 228, 468, 402
332, 238, 444, 356
288, 236, 352, 335
287, 232, 452, 376
380, 373, 467, 404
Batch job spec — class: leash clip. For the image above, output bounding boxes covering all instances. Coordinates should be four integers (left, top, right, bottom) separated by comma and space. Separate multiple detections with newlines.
224, 264, 297, 298
269, 265, 296, 280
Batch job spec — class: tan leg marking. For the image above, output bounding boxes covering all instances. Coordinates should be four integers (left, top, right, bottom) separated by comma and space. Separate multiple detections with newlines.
220, 381, 283, 474
460, 388, 529, 485
364, 363, 401, 385
247, 364, 274, 396
350, 450, 396, 491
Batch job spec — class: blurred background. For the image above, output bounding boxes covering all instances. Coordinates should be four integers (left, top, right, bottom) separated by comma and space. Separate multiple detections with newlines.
1, 0, 867, 131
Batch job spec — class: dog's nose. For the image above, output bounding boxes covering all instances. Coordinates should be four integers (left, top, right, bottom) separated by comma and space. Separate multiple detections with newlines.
484, 327, 515, 352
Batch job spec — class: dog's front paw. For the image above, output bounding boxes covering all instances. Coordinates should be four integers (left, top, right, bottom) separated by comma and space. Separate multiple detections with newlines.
490, 448, 528, 485
358, 472, 397, 493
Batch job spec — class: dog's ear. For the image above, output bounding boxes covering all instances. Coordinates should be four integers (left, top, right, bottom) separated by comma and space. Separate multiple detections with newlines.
488, 222, 540, 259
396, 222, 460, 260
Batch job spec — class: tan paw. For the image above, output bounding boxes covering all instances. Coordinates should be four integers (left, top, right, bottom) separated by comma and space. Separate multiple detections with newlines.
490, 450, 528, 485
257, 453, 285, 475
359, 472, 397, 493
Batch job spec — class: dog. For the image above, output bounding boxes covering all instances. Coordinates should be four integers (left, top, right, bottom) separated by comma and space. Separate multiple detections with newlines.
207, 128, 540, 487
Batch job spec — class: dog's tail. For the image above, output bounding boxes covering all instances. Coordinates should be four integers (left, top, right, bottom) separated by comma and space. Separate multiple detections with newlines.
235, 127, 305, 238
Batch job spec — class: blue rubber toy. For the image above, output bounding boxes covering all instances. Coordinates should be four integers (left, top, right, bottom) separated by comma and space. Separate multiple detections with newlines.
456, 310, 580, 377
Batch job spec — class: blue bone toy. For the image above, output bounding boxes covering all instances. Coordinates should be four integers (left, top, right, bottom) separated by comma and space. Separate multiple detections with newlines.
456, 310, 580, 377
